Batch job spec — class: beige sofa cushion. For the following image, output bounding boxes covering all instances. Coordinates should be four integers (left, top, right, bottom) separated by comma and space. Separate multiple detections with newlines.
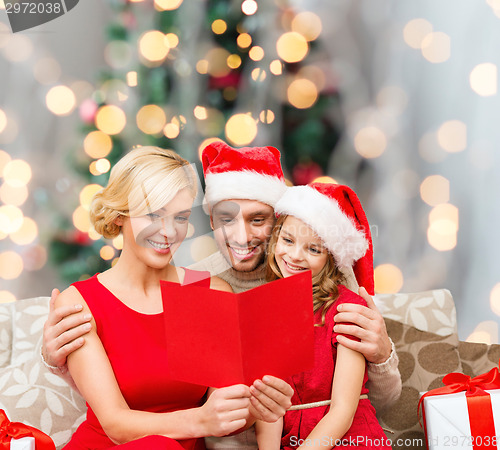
458, 340, 500, 377
378, 319, 462, 450
374, 289, 461, 450
0, 297, 86, 449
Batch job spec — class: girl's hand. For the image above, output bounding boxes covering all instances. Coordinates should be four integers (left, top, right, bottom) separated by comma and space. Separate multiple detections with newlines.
198, 385, 252, 437
42, 288, 93, 370
255, 417, 283, 450
249, 376, 293, 423
333, 287, 391, 364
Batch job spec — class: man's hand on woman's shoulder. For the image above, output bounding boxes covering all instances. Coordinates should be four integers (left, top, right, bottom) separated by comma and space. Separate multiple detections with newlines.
42, 287, 93, 371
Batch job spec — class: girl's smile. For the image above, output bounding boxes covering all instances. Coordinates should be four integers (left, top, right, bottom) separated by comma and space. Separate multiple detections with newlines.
281, 259, 308, 272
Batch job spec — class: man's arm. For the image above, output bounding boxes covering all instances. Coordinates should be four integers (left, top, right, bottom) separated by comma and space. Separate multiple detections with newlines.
333, 287, 401, 411
365, 338, 401, 412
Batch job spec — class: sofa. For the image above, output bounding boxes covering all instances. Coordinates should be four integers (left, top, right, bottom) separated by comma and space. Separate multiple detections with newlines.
1, 290, 498, 449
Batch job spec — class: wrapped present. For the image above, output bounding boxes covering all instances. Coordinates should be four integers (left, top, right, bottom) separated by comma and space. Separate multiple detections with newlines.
419, 367, 500, 450
0, 409, 55, 450
9, 437, 34, 450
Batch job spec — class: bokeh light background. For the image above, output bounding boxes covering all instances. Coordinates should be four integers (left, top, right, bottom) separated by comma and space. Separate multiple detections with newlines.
0, 0, 500, 343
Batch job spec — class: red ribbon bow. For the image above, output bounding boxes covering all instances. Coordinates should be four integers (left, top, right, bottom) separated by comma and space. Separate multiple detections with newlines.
418, 366, 500, 450
0, 409, 55, 450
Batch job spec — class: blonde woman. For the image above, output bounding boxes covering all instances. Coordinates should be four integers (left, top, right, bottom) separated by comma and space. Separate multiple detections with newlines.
49, 147, 291, 450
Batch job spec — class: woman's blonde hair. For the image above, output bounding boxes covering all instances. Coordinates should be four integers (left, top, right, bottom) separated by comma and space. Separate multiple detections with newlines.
266, 214, 345, 326
90, 146, 197, 239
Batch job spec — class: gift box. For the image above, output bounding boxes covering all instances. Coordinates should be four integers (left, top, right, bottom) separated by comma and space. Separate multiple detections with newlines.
419, 368, 500, 450
9, 437, 35, 450
0, 409, 55, 450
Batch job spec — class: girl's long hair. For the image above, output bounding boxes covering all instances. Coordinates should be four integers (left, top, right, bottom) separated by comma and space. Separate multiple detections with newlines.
266, 214, 345, 326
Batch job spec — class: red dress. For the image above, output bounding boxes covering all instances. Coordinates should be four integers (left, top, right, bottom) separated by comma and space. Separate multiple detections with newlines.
63, 269, 211, 450
282, 286, 391, 450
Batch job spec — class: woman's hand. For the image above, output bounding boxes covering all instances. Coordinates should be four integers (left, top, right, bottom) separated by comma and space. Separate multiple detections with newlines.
42, 288, 93, 370
333, 287, 391, 364
198, 385, 252, 437
249, 376, 293, 423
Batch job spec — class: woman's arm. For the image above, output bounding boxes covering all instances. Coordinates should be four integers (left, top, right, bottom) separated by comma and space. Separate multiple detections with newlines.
56, 287, 252, 444
255, 418, 283, 450
41, 288, 92, 391
209, 275, 233, 292
296, 344, 365, 450
42, 271, 230, 385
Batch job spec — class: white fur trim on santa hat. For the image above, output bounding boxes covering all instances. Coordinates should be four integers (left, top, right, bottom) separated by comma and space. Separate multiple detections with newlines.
205, 170, 287, 207
274, 185, 368, 268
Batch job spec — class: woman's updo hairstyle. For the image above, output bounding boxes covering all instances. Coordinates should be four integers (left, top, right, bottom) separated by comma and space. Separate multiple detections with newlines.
90, 146, 197, 239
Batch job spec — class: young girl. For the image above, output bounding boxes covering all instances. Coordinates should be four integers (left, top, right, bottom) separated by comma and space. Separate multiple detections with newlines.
256, 183, 391, 450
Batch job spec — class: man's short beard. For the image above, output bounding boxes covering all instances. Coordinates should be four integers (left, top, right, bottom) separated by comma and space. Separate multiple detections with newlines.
226, 250, 266, 272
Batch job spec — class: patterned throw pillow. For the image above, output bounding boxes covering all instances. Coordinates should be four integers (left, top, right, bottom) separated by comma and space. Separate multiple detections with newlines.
375, 289, 457, 336
378, 319, 463, 450
0, 297, 86, 449
0, 303, 12, 368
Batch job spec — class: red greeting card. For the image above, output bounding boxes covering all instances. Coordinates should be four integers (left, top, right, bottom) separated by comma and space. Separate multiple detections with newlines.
160, 270, 314, 388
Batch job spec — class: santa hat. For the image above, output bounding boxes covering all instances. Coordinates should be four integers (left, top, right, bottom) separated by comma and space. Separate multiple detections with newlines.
202, 141, 287, 208
274, 182, 374, 294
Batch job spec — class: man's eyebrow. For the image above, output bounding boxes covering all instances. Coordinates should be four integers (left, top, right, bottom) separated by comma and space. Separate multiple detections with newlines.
213, 209, 237, 216
248, 210, 273, 217
213, 206, 239, 215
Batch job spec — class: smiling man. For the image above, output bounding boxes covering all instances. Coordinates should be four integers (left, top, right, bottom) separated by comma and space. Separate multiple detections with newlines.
194, 143, 287, 292
210, 198, 273, 270
190, 141, 402, 449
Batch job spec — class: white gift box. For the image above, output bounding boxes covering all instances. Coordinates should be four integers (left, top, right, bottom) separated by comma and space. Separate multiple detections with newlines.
422, 389, 500, 450
9, 437, 35, 450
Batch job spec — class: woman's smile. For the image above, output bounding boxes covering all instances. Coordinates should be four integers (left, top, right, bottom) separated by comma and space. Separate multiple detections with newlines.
147, 239, 172, 253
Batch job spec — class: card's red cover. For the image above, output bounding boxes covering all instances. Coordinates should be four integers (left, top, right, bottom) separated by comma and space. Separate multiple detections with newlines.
160, 270, 314, 388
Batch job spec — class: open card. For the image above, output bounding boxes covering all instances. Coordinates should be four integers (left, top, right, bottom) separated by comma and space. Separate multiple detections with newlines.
161, 270, 314, 388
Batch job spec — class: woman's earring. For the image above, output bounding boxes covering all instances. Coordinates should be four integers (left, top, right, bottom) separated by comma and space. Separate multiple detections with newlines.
114, 215, 124, 226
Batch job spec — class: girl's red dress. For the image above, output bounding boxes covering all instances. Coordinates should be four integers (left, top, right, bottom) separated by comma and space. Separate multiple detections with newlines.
63, 269, 210, 450
282, 285, 391, 450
